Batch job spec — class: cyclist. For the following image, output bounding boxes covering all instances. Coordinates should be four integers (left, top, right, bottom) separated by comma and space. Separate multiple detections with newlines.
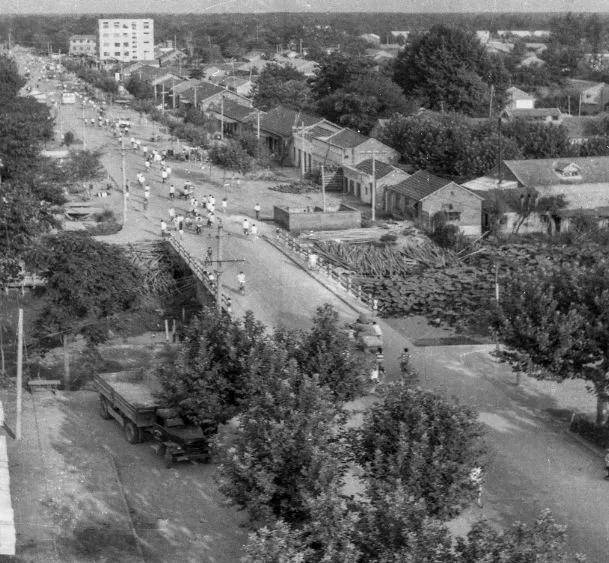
237, 271, 246, 294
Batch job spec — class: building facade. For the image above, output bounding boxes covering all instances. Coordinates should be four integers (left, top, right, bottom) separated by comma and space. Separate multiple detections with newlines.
69, 35, 97, 57
98, 19, 154, 62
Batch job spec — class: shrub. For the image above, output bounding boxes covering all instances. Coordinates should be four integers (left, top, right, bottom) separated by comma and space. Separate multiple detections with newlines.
570, 415, 609, 448
63, 131, 75, 147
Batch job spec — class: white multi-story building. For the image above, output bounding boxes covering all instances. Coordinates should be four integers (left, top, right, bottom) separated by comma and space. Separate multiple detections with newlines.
98, 18, 154, 62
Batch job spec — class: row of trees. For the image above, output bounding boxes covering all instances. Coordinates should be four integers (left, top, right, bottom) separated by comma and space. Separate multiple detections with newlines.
379, 111, 609, 181
157, 305, 575, 560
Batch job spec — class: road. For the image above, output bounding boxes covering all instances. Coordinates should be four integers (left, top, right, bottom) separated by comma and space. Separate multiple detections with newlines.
17, 52, 609, 561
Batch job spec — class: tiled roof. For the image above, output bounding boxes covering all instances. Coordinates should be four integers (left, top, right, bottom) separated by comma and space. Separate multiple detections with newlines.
355, 159, 401, 180
386, 170, 451, 200
502, 156, 609, 187
70, 34, 96, 41
179, 81, 225, 102
506, 86, 536, 101
327, 129, 368, 148
505, 107, 562, 118
172, 79, 204, 94
307, 125, 337, 138
208, 99, 255, 121
259, 105, 322, 138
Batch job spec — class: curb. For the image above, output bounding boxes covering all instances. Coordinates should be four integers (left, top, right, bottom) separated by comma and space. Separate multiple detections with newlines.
262, 234, 364, 315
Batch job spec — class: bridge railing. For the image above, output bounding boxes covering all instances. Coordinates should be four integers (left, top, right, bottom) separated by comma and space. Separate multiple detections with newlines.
165, 234, 232, 316
269, 230, 378, 314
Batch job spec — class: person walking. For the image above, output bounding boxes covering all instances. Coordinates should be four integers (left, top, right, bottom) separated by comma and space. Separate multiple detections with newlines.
144, 159, 151, 172
237, 271, 246, 294
143, 185, 150, 210
221, 197, 227, 213
242, 218, 250, 236
169, 183, 175, 200
160, 219, 167, 238
254, 202, 261, 220
161, 168, 168, 184
372, 321, 383, 338
251, 223, 258, 238
168, 206, 176, 222
165, 165, 172, 178
177, 217, 184, 239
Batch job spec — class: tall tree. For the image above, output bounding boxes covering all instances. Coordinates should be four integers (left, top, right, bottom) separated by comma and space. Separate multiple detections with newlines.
353, 384, 486, 519
251, 63, 311, 111
494, 263, 609, 426
394, 25, 505, 116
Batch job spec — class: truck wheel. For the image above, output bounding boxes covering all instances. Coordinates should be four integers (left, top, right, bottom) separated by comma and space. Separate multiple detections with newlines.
124, 421, 142, 444
99, 397, 111, 420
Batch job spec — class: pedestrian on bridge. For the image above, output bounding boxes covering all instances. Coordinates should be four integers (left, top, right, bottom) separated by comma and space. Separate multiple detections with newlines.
254, 202, 261, 220
161, 169, 168, 184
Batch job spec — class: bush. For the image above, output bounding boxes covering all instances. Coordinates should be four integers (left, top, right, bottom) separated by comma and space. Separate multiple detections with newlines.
208, 140, 253, 173
430, 222, 460, 248
63, 131, 75, 147
570, 415, 609, 448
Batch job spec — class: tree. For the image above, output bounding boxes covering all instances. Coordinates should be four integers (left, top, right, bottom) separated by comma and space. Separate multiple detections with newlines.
62, 131, 75, 147
309, 53, 374, 102
251, 63, 312, 111
217, 364, 348, 525
493, 263, 609, 426
30, 233, 142, 386
208, 140, 253, 173
157, 308, 267, 431
316, 74, 412, 135
353, 384, 486, 519
125, 74, 154, 101
502, 120, 574, 159
0, 55, 25, 104
394, 25, 505, 116
292, 304, 368, 402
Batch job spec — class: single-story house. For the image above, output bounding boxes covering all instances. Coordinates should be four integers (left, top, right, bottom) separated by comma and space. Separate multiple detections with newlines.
360, 33, 381, 45
293, 124, 399, 172
501, 107, 563, 125
342, 159, 410, 209
173, 80, 250, 110
258, 105, 322, 157
464, 156, 609, 233
565, 79, 609, 112
485, 41, 515, 55
505, 86, 537, 110
220, 76, 254, 98
518, 54, 546, 67
476, 30, 490, 44
385, 170, 483, 235
206, 99, 258, 137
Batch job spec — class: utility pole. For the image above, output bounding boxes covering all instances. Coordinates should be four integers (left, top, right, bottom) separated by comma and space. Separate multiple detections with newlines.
172, 77, 176, 109
360, 151, 379, 221
15, 308, 22, 441
120, 133, 127, 225
220, 93, 225, 140
215, 223, 223, 309
321, 164, 327, 212
154, 84, 157, 104
488, 84, 494, 119
497, 117, 503, 185
161, 82, 165, 113
81, 104, 86, 149
193, 85, 198, 109
300, 121, 305, 179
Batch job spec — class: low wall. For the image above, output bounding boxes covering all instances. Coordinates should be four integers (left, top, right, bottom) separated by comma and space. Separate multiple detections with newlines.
273, 204, 361, 233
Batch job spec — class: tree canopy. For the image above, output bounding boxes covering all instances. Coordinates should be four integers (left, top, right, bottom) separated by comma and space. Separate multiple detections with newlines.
493, 262, 609, 426
394, 25, 508, 116
30, 232, 142, 346
251, 63, 312, 112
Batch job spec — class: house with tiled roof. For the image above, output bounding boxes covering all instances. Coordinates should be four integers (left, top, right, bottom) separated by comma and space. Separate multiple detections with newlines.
342, 159, 410, 209
501, 107, 563, 125
293, 122, 398, 172
219, 76, 254, 97
505, 86, 537, 110
206, 99, 257, 137
172, 80, 249, 110
258, 105, 322, 158
386, 171, 483, 235
463, 156, 609, 233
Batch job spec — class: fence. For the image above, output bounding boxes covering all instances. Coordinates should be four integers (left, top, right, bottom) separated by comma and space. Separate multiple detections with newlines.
269, 230, 378, 313
165, 234, 232, 316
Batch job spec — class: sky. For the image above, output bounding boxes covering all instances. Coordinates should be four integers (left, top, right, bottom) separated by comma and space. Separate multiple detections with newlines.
2, 0, 608, 14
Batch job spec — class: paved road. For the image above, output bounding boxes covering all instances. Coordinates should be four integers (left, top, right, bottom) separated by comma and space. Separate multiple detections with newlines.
23, 57, 609, 561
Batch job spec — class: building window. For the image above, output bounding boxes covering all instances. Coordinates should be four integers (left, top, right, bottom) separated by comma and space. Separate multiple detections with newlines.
447, 211, 461, 221
114, 52, 120, 56
114, 42, 120, 47
123, 42, 129, 47
103, 52, 109, 57
113, 22, 119, 28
